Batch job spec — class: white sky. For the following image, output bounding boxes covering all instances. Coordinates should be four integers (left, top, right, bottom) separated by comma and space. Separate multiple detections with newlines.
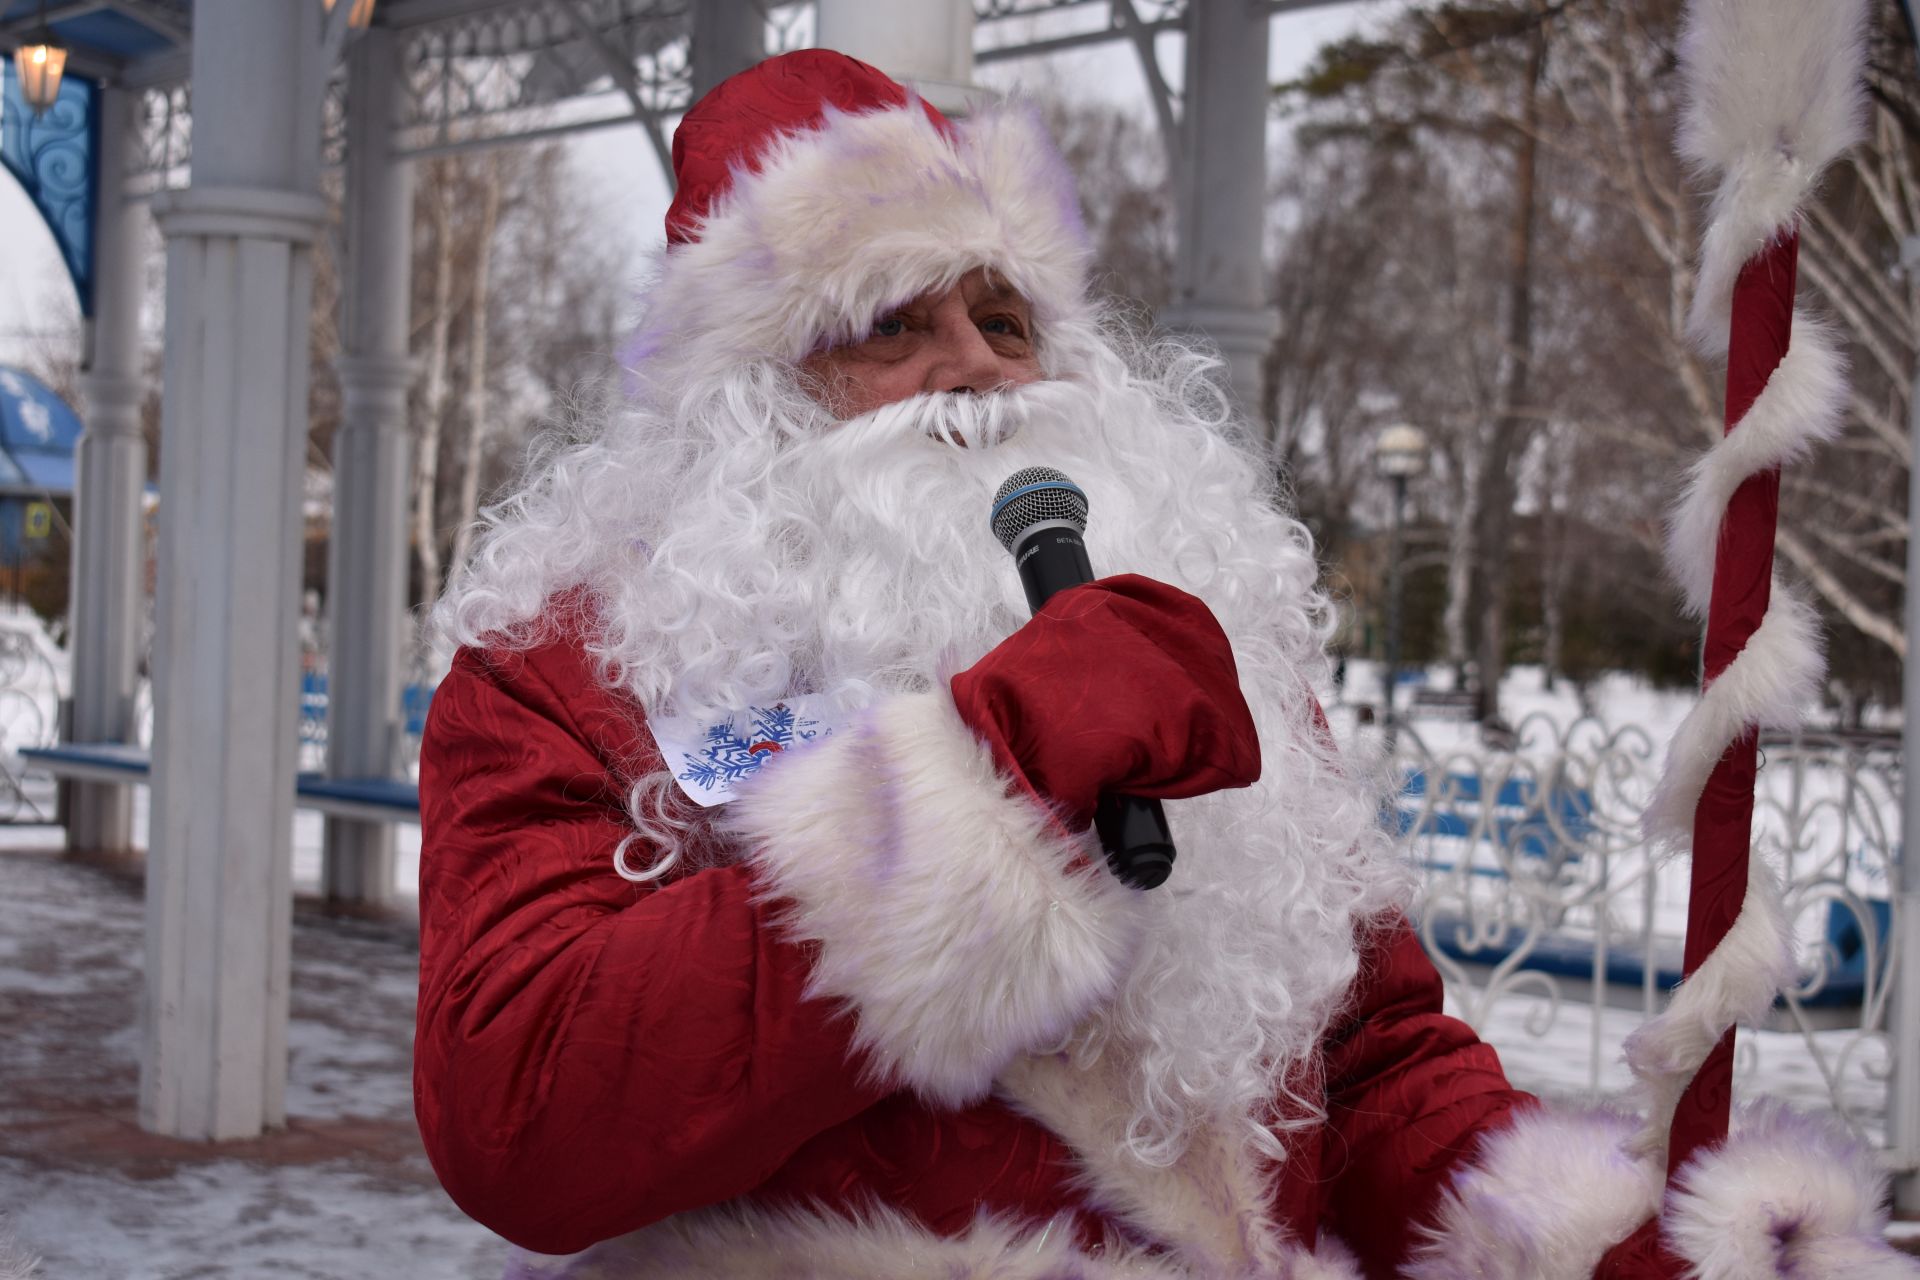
0, 2, 1401, 370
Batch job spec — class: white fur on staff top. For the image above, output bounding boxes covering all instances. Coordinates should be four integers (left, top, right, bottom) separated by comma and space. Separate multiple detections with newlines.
1678, 0, 1872, 349
1629, 0, 1870, 1166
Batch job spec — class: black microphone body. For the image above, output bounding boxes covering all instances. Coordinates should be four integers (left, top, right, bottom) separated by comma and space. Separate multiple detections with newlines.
1011, 521, 1095, 613
991, 470, 1177, 890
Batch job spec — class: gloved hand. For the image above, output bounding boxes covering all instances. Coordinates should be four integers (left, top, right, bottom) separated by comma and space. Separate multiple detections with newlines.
1590, 1106, 1920, 1280
948, 573, 1261, 831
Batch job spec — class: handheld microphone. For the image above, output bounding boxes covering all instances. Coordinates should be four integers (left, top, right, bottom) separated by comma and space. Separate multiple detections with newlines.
989, 467, 1177, 890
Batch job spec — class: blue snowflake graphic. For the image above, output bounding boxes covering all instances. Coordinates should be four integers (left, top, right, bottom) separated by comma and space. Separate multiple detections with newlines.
676, 702, 832, 794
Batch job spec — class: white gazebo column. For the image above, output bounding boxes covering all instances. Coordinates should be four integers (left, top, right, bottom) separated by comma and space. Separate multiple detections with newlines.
1894, 235, 1920, 1211
692, 0, 766, 98
67, 85, 148, 854
1162, 0, 1276, 415
142, 0, 327, 1140
815, 0, 976, 113
322, 26, 414, 907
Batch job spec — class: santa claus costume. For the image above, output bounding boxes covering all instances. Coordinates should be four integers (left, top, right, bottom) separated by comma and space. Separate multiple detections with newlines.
413, 49, 1914, 1280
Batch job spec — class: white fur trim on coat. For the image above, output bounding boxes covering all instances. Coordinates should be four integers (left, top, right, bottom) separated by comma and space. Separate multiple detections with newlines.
510, 1202, 1366, 1279
1663, 1100, 1920, 1278
997, 1043, 1290, 1274
1401, 1106, 1664, 1280
0, 1222, 36, 1280
634, 101, 1092, 368
721, 691, 1145, 1107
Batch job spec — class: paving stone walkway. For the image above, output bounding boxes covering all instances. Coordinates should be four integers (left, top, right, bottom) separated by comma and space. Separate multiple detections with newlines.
0, 839, 504, 1278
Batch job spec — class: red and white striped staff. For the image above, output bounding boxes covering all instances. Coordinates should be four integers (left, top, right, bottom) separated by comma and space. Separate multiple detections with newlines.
1628, 0, 1870, 1185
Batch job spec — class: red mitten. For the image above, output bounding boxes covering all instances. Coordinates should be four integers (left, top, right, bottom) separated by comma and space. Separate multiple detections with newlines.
949, 573, 1260, 830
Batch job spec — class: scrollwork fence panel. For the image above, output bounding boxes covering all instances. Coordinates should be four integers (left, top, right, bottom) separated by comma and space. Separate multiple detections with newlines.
1398, 713, 1904, 1157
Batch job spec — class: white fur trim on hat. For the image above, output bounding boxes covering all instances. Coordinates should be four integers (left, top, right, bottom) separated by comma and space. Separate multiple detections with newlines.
719, 690, 1144, 1107
1663, 1099, 1919, 1279
634, 102, 1092, 367
1402, 1106, 1664, 1280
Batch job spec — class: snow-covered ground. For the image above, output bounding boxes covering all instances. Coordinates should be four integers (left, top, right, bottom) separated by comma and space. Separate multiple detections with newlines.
0, 836, 502, 1278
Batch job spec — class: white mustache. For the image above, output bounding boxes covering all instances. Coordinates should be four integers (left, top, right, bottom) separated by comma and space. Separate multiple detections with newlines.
837, 381, 1089, 452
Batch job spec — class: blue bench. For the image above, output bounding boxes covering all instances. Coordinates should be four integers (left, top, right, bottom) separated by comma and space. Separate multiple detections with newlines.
1814, 896, 1893, 1004
20, 743, 419, 824
292, 772, 420, 822
19, 741, 154, 784
1423, 896, 1888, 1015
1396, 770, 1595, 871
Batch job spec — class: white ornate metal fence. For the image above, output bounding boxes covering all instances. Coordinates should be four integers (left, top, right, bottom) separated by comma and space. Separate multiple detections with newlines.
0, 614, 62, 823
1397, 711, 1909, 1174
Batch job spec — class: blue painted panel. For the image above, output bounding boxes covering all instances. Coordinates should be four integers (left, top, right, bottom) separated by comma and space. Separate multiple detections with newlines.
2, 4, 182, 57
298, 672, 442, 741
1, 65, 98, 316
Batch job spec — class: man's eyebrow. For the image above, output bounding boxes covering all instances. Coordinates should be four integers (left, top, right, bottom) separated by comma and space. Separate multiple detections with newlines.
974, 283, 1032, 308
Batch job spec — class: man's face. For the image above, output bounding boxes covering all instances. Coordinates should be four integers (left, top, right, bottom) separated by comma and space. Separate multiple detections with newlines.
798, 267, 1043, 426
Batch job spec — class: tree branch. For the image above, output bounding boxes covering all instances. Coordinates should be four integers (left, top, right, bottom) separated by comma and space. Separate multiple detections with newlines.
1775, 525, 1906, 659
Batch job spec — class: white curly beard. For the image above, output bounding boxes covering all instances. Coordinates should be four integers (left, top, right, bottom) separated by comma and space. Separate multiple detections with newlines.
435, 319, 1406, 1168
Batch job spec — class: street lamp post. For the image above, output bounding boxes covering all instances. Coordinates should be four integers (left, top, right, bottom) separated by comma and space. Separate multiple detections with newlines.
1375, 425, 1429, 744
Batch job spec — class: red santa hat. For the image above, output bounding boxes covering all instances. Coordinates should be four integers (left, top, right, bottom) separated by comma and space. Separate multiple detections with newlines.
635, 49, 1093, 367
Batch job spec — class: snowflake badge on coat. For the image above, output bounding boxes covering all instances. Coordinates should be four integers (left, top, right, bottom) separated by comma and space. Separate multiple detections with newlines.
648, 696, 842, 807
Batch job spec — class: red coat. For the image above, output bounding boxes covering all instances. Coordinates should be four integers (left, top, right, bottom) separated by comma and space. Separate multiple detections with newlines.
414, 625, 1673, 1277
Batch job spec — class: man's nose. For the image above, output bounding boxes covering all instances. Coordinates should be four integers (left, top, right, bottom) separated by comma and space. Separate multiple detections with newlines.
923, 316, 1006, 395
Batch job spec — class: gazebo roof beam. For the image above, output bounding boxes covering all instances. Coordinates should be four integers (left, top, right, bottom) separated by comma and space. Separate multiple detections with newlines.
554, 0, 677, 187
119, 45, 187, 88
0, 0, 115, 42
976, 13, 1180, 64
399, 103, 647, 158
974, 0, 1110, 23
102, 0, 190, 46
0, 0, 190, 49
374, 0, 536, 30
0, 0, 109, 37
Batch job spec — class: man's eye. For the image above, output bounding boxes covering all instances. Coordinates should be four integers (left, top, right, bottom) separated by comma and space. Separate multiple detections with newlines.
871, 316, 906, 338
981, 315, 1027, 339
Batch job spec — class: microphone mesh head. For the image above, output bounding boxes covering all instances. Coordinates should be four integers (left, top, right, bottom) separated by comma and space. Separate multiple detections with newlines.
990, 466, 1089, 551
